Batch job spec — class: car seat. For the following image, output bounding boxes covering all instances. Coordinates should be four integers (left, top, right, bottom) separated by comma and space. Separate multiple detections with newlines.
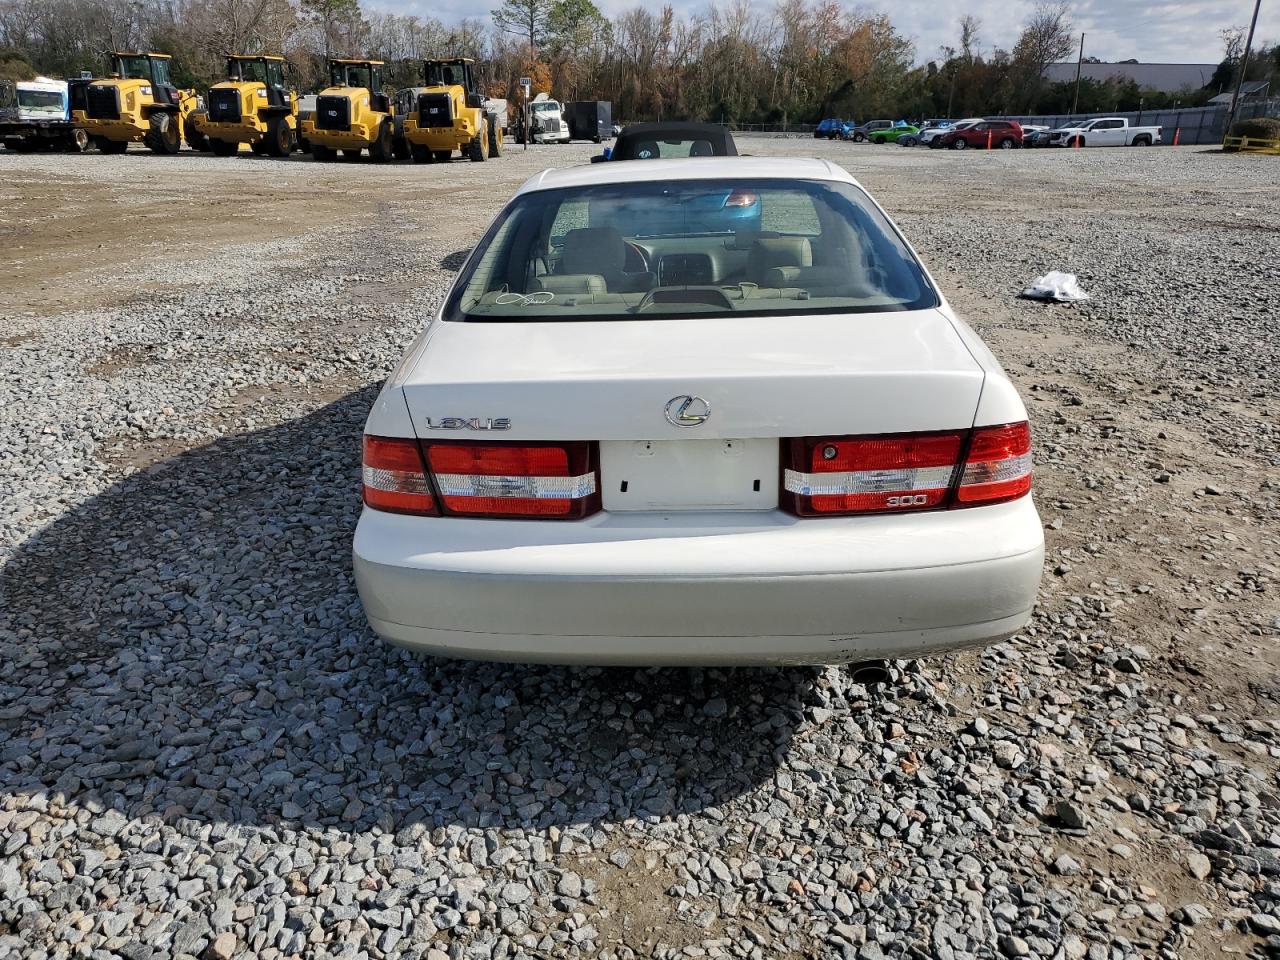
689, 140, 714, 157
559, 228, 654, 292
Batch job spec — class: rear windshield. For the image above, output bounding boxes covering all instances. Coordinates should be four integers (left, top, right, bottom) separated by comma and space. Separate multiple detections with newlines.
447, 178, 938, 322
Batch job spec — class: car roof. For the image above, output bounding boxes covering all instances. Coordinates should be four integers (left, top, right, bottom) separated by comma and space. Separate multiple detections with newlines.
516, 157, 858, 195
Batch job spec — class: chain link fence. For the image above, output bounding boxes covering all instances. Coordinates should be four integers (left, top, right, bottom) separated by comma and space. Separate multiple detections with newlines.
724, 99, 1280, 145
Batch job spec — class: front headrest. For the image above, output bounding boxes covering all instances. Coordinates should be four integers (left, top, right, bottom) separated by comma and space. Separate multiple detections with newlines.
562, 228, 627, 277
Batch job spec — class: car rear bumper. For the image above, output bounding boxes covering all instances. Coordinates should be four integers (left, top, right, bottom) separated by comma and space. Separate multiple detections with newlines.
353, 497, 1045, 666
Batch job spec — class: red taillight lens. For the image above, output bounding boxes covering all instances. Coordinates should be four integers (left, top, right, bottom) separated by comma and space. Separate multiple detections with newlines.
362, 436, 437, 516
425, 442, 600, 519
955, 421, 1032, 505
782, 431, 965, 516
723, 189, 758, 208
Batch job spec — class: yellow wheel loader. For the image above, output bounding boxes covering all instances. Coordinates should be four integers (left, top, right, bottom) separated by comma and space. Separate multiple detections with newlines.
299, 59, 394, 163
188, 55, 299, 157
74, 52, 197, 154
401, 58, 502, 164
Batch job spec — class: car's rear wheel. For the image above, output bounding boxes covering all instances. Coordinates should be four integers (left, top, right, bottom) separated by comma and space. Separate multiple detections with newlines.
1132, 136, 1150, 146
853, 132, 866, 142
998, 138, 1014, 150
144, 112, 180, 154
952, 138, 967, 150
266, 116, 291, 157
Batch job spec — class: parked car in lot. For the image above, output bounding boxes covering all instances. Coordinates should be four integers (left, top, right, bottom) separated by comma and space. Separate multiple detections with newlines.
1048, 117, 1162, 147
867, 122, 919, 144
814, 118, 852, 139
1023, 126, 1055, 148
354, 156, 1044, 666
901, 119, 954, 147
844, 119, 894, 142
936, 119, 1023, 150
926, 119, 979, 148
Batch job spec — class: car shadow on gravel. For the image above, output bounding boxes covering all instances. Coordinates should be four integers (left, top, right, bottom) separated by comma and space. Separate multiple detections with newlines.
0, 386, 818, 835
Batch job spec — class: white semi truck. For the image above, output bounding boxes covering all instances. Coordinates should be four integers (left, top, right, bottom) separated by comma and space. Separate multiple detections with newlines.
0, 76, 90, 152
527, 93, 569, 144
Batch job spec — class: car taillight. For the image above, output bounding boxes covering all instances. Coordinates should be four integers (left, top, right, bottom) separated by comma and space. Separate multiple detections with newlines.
781, 421, 1032, 516
363, 435, 437, 516
424, 441, 600, 519
955, 421, 1032, 505
782, 431, 965, 516
723, 189, 758, 208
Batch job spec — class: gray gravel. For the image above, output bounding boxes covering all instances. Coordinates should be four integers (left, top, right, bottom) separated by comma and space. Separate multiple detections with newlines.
1, 140, 1278, 960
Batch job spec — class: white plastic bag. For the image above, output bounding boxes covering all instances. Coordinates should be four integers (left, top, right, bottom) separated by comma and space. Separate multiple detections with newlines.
1021, 271, 1089, 302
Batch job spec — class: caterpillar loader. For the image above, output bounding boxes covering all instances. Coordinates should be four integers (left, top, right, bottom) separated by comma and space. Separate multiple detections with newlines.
74, 52, 197, 154
187, 55, 299, 157
401, 58, 501, 163
299, 59, 394, 162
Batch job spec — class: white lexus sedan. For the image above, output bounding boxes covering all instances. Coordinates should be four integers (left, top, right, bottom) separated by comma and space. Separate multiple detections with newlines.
353, 157, 1044, 666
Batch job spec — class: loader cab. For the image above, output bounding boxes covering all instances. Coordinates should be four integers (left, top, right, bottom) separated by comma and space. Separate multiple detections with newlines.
327, 58, 387, 112
423, 58, 483, 108
108, 52, 181, 105
329, 59, 383, 91
225, 55, 291, 108
111, 52, 171, 87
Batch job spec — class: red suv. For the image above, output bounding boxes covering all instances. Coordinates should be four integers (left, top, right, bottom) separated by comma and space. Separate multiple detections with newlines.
937, 119, 1023, 150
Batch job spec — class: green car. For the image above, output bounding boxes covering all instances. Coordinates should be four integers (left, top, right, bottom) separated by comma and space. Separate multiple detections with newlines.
869, 124, 920, 145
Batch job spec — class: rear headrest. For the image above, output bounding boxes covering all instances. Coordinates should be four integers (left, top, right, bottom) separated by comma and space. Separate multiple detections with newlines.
748, 237, 812, 278
688, 140, 714, 157
534, 274, 608, 295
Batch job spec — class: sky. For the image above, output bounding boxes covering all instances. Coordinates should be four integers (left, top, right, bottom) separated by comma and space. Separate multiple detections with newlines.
370, 0, 1280, 66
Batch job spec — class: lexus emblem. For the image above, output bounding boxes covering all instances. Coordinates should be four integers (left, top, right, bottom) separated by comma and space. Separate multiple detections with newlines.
665, 395, 711, 427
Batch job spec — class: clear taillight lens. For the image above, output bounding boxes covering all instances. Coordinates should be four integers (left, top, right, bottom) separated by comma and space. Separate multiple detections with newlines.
424, 442, 600, 519
362, 436, 437, 516
955, 421, 1033, 505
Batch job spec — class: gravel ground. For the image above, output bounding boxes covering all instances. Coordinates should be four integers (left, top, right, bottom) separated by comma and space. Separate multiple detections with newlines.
1, 140, 1278, 960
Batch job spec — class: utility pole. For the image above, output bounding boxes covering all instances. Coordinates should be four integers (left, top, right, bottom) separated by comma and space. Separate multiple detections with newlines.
1071, 32, 1085, 115
1227, 0, 1263, 128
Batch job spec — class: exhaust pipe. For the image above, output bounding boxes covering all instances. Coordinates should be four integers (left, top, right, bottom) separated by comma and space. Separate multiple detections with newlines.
849, 659, 890, 686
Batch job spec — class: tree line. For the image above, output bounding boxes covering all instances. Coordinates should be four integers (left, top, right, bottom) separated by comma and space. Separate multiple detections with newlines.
1, 0, 1276, 123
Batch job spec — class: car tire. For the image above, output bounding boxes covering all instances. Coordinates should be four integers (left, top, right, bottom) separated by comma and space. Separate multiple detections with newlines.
952, 138, 967, 150
1132, 136, 1150, 146
69, 128, 90, 153
433, 150, 451, 163
211, 138, 238, 157
310, 143, 334, 161
853, 132, 865, 142
467, 120, 488, 162
410, 143, 432, 163
900, 137, 916, 147
998, 138, 1014, 150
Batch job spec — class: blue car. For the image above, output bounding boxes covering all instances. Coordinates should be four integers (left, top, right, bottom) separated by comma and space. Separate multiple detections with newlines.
814, 118, 851, 140
584, 180, 762, 239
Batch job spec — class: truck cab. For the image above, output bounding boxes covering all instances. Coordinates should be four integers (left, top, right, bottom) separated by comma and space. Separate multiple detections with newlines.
75, 52, 197, 154
528, 94, 569, 144
0, 77, 90, 152
300, 58, 394, 162
191, 55, 298, 157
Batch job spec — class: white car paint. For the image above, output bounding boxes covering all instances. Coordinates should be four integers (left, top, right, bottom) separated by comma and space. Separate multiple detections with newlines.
353, 156, 1044, 665
1049, 117, 1163, 147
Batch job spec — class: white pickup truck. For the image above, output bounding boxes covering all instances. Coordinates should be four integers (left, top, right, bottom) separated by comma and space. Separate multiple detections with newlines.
1048, 117, 1162, 147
